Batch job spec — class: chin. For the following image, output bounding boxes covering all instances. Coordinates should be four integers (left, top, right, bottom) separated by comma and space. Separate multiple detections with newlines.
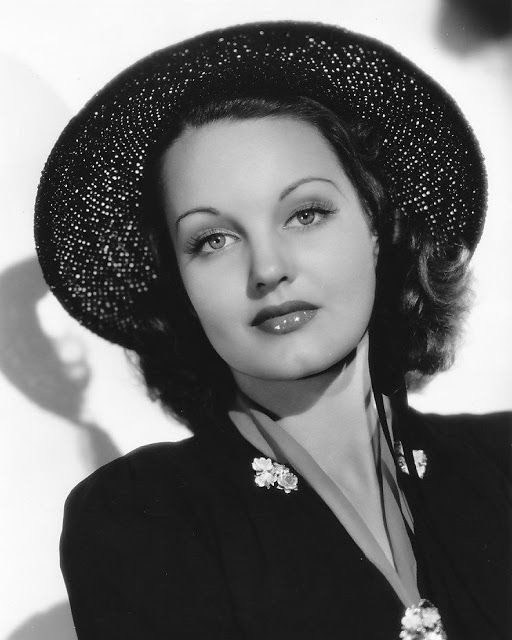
238, 348, 353, 382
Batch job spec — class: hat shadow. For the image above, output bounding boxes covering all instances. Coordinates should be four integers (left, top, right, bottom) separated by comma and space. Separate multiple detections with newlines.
436, 0, 512, 54
0, 51, 118, 640
5, 601, 77, 640
0, 256, 120, 468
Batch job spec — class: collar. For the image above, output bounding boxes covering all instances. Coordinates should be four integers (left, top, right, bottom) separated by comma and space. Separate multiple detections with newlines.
228, 391, 420, 607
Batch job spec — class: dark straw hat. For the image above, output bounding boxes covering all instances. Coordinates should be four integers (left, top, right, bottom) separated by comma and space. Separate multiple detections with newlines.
35, 21, 486, 349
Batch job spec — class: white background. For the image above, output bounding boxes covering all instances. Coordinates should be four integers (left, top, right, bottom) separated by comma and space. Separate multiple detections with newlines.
1, 1, 510, 638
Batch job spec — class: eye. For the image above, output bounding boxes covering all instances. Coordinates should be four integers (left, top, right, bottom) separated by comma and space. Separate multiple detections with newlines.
186, 229, 239, 255
295, 209, 317, 226
286, 202, 337, 228
204, 233, 228, 251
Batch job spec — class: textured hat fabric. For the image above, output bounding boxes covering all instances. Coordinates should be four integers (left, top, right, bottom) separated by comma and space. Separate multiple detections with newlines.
34, 21, 486, 348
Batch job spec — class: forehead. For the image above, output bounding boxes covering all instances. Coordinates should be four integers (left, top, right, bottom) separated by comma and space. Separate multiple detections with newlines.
159, 117, 346, 214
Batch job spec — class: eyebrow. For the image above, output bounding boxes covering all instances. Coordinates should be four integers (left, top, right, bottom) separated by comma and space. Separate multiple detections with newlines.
279, 176, 341, 200
174, 176, 341, 230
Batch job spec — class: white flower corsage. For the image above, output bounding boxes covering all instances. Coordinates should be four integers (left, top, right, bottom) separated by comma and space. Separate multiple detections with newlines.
400, 599, 447, 640
412, 449, 428, 479
252, 457, 298, 493
394, 441, 428, 479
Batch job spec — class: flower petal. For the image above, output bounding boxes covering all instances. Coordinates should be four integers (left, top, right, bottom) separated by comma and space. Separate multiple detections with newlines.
252, 457, 273, 472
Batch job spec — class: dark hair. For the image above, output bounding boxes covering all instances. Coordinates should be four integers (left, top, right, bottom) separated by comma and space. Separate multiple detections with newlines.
133, 95, 471, 430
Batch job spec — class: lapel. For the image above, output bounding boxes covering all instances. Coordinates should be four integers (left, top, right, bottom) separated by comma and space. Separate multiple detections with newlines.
192, 408, 511, 639
194, 414, 404, 637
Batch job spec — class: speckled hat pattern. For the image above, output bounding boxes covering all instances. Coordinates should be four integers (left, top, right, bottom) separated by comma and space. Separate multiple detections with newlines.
35, 21, 486, 348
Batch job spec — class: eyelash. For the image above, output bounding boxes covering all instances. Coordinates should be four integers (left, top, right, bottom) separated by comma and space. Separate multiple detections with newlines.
184, 201, 337, 255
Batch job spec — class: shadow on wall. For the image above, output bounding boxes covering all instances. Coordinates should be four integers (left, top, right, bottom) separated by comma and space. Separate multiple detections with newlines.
437, 0, 512, 53
6, 602, 77, 640
0, 53, 120, 640
0, 258, 120, 640
0, 256, 121, 468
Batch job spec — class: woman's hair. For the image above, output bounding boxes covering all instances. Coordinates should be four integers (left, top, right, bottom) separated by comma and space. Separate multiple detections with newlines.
133, 95, 472, 430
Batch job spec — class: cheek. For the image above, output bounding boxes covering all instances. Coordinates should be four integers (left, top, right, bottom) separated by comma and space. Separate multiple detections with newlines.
180, 263, 250, 372
179, 262, 240, 332
315, 230, 377, 308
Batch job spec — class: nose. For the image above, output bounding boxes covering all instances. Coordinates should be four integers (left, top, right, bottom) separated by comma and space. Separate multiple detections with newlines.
247, 236, 296, 297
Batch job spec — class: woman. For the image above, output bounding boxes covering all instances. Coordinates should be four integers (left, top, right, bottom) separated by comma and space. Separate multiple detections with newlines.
35, 21, 511, 640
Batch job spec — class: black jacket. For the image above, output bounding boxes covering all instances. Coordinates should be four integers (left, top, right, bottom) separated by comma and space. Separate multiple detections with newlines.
61, 407, 512, 639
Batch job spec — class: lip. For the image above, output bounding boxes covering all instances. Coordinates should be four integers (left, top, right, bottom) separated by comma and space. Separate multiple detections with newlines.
251, 301, 319, 335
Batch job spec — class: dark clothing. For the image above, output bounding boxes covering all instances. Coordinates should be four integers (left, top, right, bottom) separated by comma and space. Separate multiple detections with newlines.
61, 407, 512, 639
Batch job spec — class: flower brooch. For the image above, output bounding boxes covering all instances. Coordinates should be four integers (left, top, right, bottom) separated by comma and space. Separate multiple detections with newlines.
400, 599, 447, 640
394, 441, 428, 479
252, 457, 298, 493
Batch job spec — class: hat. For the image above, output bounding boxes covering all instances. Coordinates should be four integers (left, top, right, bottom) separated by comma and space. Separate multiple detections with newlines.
34, 21, 486, 349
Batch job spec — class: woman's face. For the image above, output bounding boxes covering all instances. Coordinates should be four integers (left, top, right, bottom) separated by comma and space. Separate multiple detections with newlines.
161, 117, 378, 382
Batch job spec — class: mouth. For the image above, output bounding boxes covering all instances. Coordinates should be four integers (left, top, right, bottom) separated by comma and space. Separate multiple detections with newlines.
251, 301, 319, 335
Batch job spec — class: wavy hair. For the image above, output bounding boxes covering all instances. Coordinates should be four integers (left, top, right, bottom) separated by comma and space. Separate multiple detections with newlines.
132, 96, 472, 430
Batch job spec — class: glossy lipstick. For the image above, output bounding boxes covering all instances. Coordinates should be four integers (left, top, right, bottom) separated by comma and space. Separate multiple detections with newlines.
251, 301, 318, 335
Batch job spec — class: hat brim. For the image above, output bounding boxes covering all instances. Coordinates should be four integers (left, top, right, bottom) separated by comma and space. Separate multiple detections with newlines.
35, 20, 486, 348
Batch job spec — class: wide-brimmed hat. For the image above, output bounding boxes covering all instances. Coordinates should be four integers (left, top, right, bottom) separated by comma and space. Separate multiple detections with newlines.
35, 21, 486, 349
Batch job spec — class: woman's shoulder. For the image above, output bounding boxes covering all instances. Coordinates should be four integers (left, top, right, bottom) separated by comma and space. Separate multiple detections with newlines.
412, 407, 512, 430
411, 407, 512, 442
405, 406, 512, 477
60, 436, 246, 637
63, 436, 211, 523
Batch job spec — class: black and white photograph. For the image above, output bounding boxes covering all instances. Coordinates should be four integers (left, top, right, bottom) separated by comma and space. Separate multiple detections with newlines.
1, 1, 511, 638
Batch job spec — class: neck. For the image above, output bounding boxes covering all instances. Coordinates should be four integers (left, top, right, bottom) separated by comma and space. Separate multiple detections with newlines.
233, 334, 373, 418
232, 334, 377, 465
